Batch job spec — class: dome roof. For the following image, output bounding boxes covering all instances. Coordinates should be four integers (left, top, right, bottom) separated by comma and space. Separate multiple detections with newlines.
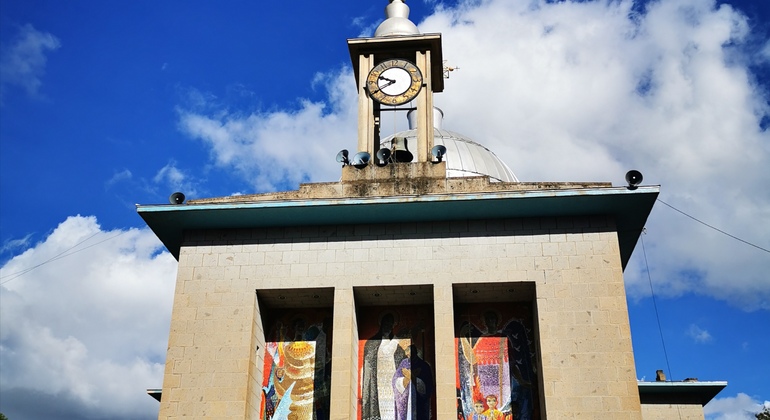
380, 109, 519, 182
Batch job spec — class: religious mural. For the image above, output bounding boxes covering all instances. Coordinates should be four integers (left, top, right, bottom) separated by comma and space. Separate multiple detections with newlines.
260, 309, 333, 420
358, 305, 436, 420
455, 303, 539, 420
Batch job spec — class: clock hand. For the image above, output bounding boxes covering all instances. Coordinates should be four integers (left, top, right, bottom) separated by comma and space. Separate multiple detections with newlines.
371, 78, 396, 94
378, 76, 396, 84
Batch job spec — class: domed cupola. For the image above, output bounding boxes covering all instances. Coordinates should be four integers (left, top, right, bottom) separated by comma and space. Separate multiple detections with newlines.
380, 108, 519, 182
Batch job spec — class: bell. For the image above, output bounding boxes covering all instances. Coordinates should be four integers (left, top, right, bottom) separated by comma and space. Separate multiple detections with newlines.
391, 136, 413, 163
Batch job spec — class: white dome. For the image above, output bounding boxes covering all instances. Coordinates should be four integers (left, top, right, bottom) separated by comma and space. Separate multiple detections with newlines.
380, 109, 519, 182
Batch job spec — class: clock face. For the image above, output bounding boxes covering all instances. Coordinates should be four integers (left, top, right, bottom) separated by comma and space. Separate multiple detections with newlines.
366, 59, 423, 106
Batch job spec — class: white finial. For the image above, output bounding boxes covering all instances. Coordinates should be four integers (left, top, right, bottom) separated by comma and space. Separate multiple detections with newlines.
374, 0, 420, 37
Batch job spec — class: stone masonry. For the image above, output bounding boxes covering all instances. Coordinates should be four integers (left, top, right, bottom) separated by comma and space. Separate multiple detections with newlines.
157, 209, 642, 419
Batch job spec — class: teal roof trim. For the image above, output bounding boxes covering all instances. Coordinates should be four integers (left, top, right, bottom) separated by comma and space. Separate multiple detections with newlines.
638, 381, 727, 406
137, 186, 659, 266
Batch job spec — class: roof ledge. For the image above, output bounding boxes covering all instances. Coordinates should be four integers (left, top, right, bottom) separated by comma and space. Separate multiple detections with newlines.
189, 164, 612, 205
638, 381, 727, 406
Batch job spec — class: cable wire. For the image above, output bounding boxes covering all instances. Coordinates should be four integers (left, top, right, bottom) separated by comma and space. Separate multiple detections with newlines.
656, 199, 769, 254
0, 230, 127, 286
0, 231, 99, 280
641, 229, 674, 382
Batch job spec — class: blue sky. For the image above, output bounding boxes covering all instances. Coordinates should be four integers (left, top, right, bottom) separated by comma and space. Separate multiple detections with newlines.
1, 0, 769, 419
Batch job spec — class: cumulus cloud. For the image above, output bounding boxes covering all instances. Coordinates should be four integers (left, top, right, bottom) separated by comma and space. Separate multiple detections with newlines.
430, 0, 770, 311
705, 393, 769, 420
0, 23, 60, 99
178, 69, 358, 192
687, 323, 713, 343
0, 216, 177, 419
177, 0, 769, 311
153, 160, 200, 197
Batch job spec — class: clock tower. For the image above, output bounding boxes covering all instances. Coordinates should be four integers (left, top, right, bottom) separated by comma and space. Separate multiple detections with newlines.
347, 0, 444, 163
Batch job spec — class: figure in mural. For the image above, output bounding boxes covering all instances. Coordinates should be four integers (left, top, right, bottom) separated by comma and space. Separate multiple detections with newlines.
263, 323, 289, 419
392, 343, 434, 420
456, 307, 537, 420
482, 395, 503, 420
361, 312, 407, 420
261, 312, 333, 420
466, 400, 487, 420
359, 307, 436, 420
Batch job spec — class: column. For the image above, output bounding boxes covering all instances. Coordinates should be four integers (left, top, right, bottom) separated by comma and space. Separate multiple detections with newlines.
415, 50, 434, 163
433, 283, 456, 419
358, 54, 376, 155
330, 288, 359, 420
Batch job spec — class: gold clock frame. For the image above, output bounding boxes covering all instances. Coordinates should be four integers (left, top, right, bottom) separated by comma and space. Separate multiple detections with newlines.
366, 59, 424, 106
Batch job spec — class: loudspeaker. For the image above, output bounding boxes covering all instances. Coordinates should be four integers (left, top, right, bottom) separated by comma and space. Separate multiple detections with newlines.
169, 192, 186, 205
336, 149, 349, 166
376, 148, 391, 166
352, 151, 371, 169
431, 144, 447, 163
625, 170, 643, 190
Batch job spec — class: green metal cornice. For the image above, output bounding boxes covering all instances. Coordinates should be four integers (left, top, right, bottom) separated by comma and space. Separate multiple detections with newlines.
137, 185, 659, 267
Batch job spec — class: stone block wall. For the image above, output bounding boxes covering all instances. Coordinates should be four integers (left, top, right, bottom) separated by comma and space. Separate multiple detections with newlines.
157, 215, 641, 420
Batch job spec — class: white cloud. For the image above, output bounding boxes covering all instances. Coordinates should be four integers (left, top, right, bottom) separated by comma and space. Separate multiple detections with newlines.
760, 40, 770, 63
0, 23, 60, 99
687, 323, 713, 343
0, 215, 177, 419
177, 0, 770, 311
430, 0, 769, 311
106, 169, 133, 187
705, 393, 769, 420
153, 160, 199, 198
1, 233, 33, 255
178, 69, 358, 192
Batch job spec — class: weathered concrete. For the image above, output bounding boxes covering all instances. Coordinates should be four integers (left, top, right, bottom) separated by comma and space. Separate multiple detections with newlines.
157, 213, 642, 420
189, 163, 611, 205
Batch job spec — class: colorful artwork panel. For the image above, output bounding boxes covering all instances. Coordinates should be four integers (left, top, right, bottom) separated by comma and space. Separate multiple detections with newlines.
357, 305, 436, 420
260, 309, 333, 420
455, 303, 540, 420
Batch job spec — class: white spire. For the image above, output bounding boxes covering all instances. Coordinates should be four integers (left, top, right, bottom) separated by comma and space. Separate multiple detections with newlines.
374, 0, 420, 37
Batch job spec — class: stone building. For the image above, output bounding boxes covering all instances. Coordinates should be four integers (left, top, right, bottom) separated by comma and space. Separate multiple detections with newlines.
138, 1, 725, 419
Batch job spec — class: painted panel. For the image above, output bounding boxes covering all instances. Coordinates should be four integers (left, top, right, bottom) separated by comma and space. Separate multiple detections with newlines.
357, 305, 436, 420
455, 303, 539, 420
260, 309, 333, 420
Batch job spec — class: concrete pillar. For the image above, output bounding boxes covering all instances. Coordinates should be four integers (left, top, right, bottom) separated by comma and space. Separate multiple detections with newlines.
415, 50, 434, 163
329, 287, 359, 420
246, 293, 266, 419
433, 283, 456, 419
357, 54, 376, 155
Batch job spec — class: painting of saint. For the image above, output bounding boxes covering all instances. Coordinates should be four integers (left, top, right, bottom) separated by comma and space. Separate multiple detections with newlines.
455, 304, 539, 420
358, 306, 435, 420
361, 312, 405, 420
393, 344, 434, 420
